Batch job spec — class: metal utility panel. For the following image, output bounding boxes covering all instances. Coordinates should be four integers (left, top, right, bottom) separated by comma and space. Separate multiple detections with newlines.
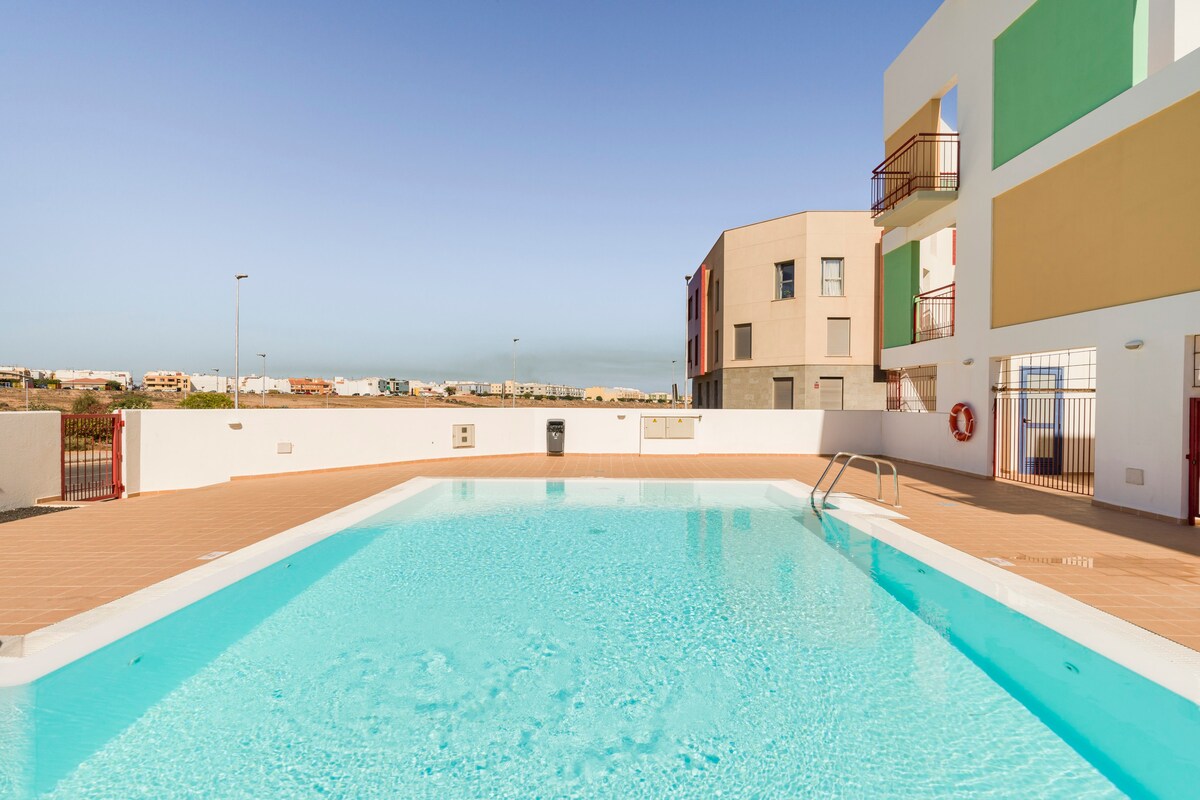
642, 417, 667, 439
666, 416, 695, 439
453, 424, 475, 449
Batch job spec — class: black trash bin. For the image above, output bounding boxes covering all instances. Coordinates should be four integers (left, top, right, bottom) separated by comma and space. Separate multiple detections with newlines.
547, 419, 565, 455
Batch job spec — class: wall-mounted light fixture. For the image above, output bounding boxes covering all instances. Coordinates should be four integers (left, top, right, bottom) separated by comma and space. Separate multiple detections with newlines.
1124, 339, 1144, 351
962, 357, 975, 366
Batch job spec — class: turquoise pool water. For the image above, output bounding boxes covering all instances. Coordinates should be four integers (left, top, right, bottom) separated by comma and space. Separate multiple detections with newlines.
1, 480, 1192, 798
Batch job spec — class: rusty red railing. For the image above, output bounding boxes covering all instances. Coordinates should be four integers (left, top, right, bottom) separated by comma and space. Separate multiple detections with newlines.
872, 132, 959, 216
61, 413, 123, 501
913, 282, 955, 342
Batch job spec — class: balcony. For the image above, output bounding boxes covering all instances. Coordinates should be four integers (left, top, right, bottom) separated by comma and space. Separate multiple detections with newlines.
913, 282, 955, 342
872, 132, 959, 228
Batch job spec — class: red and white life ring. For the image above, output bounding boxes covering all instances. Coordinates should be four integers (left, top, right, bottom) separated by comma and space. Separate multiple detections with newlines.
949, 402, 974, 442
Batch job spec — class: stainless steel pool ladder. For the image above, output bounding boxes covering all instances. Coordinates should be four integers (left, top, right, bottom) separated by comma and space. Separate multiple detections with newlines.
810, 452, 901, 514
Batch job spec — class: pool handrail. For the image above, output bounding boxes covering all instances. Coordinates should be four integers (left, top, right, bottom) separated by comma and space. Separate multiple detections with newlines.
810, 452, 901, 513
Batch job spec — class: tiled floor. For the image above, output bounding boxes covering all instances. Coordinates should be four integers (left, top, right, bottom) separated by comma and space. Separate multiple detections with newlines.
2, 454, 1199, 652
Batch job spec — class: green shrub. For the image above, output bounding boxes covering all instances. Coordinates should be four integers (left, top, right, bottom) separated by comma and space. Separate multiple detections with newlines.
109, 392, 153, 410
71, 392, 108, 415
180, 392, 234, 409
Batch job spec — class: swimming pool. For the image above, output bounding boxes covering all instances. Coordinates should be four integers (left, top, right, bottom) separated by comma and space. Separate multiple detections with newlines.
1, 479, 1197, 798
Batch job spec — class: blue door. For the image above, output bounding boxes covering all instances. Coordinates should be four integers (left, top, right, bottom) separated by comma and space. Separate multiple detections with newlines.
1018, 366, 1064, 475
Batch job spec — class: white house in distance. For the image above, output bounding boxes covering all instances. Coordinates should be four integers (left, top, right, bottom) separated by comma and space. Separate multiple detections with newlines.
54, 369, 132, 389
333, 377, 383, 397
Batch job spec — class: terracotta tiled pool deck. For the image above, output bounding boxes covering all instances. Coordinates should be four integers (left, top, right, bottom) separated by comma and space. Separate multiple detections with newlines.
2, 454, 1199, 652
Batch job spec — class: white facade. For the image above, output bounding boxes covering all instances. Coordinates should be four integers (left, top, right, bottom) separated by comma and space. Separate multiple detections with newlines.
238, 375, 293, 394
879, 1, 1200, 520
333, 377, 383, 397
53, 369, 132, 389
189, 374, 235, 393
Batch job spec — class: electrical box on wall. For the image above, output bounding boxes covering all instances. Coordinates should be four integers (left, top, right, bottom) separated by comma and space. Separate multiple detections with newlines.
643, 417, 666, 439
453, 424, 475, 449
666, 417, 696, 439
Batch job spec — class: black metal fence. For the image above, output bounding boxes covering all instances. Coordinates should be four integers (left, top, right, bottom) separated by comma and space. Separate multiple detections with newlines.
995, 394, 1095, 496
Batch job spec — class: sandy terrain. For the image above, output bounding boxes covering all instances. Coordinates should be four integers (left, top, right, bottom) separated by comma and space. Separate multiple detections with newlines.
0, 387, 676, 412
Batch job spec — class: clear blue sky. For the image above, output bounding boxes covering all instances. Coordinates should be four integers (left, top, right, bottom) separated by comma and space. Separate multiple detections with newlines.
1, 0, 941, 391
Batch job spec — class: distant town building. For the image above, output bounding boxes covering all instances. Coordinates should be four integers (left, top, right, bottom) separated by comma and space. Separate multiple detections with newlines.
0, 368, 28, 389
189, 374, 235, 393
647, 392, 671, 403
443, 381, 491, 396
60, 377, 111, 391
54, 369, 131, 389
289, 377, 333, 395
332, 377, 383, 397
143, 371, 190, 392
585, 386, 648, 402
381, 378, 410, 395
502, 381, 587, 399
238, 375, 292, 394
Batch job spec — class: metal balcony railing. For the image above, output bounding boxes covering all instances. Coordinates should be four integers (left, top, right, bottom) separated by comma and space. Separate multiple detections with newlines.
913, 282, 955, 342
871, 132, 959, 216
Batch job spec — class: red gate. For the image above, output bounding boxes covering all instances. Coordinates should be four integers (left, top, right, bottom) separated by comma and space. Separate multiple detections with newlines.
1189, 398, 1200, 525
61, 413, 123, 501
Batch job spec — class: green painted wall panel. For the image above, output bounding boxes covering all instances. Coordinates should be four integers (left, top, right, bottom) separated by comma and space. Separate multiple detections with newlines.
883, 242, 920, 349
993, 0, 1141, 167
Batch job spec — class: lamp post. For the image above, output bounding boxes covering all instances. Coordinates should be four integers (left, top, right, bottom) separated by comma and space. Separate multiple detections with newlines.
257, 353, 267, 407
212, 368, 220, 393
234, 274, 249, 410
683, 275, 692, 410
512, 338, 520, 409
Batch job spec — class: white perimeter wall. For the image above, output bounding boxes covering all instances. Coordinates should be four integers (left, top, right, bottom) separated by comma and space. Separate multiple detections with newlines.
0, 412, 60, 510
122, 408, 883, 494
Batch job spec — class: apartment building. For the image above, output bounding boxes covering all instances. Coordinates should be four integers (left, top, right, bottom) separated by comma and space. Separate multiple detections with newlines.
143, 371, 190, 392
687, 211, 884, 410
288, 377, 333, 396
877, 0, 1200, 522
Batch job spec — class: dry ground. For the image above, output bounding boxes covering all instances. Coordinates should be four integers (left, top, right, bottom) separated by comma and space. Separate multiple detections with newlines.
0, 387, 675, 412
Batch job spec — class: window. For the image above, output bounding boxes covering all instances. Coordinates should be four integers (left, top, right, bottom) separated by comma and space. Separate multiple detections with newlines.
714, 329, 720, 363
773, 377, 794, 410
715, 280, 720, 311
827, 317, 851, 356
776, 261, 795, 300
818, 377, 844, 410
886, 365, 937, 412
821, 258, 844, 296
687, 294, 694, 321
734, 324, 752, 360
1193, 335, 1199, 388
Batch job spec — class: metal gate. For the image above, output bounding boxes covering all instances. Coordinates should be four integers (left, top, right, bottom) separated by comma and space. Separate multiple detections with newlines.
1189, 397, 1199, 525
994, 388, 1095, 496
61, 413, 123, 501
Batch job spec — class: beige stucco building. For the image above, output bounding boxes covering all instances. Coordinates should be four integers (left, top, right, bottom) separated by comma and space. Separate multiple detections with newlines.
687, 210, 884, 410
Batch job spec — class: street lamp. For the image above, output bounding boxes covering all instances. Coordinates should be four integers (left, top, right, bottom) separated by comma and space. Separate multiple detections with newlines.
512, 338, 520, 409
257, 353, 267, 407
234, 274, 249, 410
212, 368, 220, 393
683, 275, 692, 410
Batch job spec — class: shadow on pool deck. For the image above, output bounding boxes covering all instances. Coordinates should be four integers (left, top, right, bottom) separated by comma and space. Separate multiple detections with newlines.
1, 453, 1197, 651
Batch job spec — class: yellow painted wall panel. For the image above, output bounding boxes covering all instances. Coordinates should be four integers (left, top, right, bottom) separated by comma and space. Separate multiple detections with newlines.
884, 100, 942, 158
992, 90, 1200, 328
